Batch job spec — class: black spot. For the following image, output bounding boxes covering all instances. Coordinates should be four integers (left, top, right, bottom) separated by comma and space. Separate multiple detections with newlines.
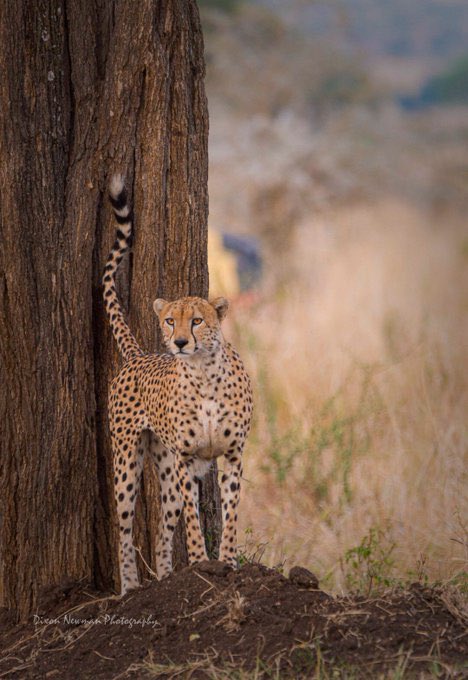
110, 189, 127, 210
224, 429, 231, 437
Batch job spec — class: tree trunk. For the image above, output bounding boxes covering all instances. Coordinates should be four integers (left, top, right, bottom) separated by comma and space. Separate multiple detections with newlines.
0, 0, 220, 621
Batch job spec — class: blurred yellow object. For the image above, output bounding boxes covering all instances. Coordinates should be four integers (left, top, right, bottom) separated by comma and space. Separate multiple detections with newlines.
208, 229, 240, 299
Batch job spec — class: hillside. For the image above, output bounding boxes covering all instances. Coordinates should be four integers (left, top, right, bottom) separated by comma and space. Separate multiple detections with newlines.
256, 0, 468, 62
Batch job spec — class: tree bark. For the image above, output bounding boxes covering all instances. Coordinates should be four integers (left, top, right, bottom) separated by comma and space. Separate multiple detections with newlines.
0, 0, 220, 621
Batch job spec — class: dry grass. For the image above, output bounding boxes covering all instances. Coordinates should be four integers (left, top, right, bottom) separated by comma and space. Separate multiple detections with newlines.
226, 198, 467, 589
202, 0, 467, 592
133, 644, 461, 679
217, 590, 247, 632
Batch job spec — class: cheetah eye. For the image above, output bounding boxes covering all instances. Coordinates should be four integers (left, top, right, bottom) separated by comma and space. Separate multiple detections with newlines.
192, 318, 203, 326
165, 318, 174, 326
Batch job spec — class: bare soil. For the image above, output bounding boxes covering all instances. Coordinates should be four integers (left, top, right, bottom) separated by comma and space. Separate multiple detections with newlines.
0, 562, 466, 678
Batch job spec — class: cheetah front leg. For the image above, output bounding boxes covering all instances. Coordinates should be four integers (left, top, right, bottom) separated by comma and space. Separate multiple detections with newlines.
174, 452, 208, 564
147, 434, 183, 579
219, 450, 243, 566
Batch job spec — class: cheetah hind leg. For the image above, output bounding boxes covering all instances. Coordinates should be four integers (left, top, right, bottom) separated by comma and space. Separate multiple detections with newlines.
147, 432, 183, 579
113, 431, 145, 595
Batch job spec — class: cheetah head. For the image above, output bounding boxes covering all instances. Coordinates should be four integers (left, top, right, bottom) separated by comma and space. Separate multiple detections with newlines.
153, 296, 229, 357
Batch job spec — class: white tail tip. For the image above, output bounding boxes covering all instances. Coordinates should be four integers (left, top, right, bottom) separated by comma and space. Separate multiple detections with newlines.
109, 173, 125, 199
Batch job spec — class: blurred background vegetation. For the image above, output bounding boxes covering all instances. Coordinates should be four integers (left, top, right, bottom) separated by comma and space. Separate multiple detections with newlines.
201, 0, 467, 591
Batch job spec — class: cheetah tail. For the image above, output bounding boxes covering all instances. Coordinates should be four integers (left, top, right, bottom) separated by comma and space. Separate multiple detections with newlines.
102, 175, 142, 361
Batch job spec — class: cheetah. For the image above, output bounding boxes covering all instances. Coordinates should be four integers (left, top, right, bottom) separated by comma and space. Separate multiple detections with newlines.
103, 176, 253, 594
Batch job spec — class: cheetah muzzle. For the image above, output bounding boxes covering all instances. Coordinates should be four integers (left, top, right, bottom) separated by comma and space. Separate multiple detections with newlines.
103, 175, 253, 594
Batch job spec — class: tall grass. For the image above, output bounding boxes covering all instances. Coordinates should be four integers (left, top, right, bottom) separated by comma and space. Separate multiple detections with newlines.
227, 199, 467, 589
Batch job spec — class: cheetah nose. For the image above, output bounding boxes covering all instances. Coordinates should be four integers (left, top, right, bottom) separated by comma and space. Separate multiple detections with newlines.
174, 338, 189, 349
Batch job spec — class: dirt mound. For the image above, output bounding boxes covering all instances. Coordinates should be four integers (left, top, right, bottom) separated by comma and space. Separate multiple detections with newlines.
0, 563, 466, 678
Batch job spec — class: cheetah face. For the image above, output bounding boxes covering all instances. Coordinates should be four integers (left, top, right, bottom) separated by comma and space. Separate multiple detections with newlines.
153, 296, 229, 357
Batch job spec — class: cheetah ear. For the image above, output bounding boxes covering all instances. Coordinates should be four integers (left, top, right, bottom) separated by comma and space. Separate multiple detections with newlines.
153, 298, 167, 315
210, 296, 229, 321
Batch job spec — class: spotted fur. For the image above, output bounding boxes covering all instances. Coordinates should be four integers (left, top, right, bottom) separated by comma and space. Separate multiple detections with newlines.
103, 176, 253, 594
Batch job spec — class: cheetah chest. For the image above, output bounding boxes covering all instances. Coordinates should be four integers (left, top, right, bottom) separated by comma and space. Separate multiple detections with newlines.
142, 351, 251, 460
177, 391, 240, 460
